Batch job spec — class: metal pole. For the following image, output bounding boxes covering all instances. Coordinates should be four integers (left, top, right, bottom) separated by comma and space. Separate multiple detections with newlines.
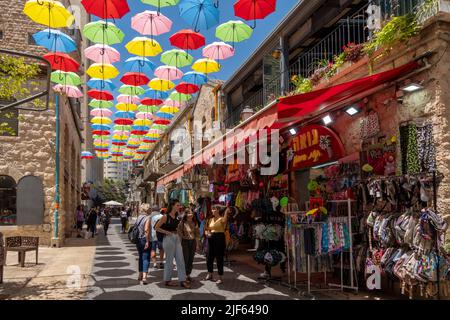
53, 94, 60, 244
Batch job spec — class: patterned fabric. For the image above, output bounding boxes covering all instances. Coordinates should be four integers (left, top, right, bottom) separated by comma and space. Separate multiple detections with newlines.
416, 122, 436, 172
400, 123, 420, 174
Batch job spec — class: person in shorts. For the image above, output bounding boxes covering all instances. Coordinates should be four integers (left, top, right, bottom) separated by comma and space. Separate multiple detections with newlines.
150, 206, 165, 269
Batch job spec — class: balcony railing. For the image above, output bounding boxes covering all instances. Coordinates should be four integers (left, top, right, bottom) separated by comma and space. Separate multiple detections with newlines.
224, 0, 440, 129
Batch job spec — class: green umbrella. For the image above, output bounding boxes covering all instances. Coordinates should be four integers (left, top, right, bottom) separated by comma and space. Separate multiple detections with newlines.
89, 99, 114, 108
119, 85, 145, 96
169, 91, 192, 102
138, 104, 159, 113
142, 0, 179, 9
114, 125, 132, 131
51, 70, 81, 86
216, 20, 253, 47
161, 49, 193, 68
152, 124, 168, 131
83, 21, 125, 45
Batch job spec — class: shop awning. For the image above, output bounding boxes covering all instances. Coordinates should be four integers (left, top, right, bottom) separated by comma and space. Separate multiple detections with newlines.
157, 166, 185, 187
277, 61, 420, 122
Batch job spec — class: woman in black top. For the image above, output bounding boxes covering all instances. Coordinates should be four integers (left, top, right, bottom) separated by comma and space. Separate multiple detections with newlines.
155, 199, 190, 288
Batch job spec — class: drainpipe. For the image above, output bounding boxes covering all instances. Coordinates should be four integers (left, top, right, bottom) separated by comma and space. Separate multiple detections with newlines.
52, 93, 60, 247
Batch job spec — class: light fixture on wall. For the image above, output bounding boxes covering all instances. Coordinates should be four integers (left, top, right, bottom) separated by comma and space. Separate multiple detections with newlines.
401, 83, 424, 92
271, 48, 282, 60
322, 115, 333, 125
345, 105, 360, 116
289, 128, 297, 135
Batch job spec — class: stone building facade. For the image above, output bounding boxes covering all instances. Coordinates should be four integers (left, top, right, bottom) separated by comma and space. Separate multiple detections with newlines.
0, 0, 84, 246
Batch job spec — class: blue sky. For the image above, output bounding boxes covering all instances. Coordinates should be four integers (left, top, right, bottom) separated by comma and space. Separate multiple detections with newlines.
99, 0, 299, 94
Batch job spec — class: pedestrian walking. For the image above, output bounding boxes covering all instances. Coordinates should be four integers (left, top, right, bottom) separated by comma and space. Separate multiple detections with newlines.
155, 199, 190, 288
87, 208, 98, 238
150, 205, 164, 270
178, 209, 200, 282
204, 205, 230, 284
135, 203, 152, 285
75, 205, 84, 238
101, 209, 111, 236
120, 207, 128, 233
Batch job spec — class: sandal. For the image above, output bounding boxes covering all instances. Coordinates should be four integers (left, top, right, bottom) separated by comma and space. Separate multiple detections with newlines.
165, 281, 177, 287
205, 274, 213, 281
181, 281, 191, 289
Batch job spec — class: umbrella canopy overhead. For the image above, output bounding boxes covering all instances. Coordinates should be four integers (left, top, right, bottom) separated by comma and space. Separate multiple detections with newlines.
155, 65, 183, 81
117, 94, 141, 104
215, 20, 253, 46
33, 29, 77, 53
116, 102, 138, 112
192, 58, 220, 74
53, 84, 83, 97
88, 89, 114, 100
179, 0, 220, 32
86, 63, 120, 79
169, 29, 205, 50
234, 0, 276, 21
43, 52, 79, 72
203, 41, 235, 60
81, 0, 130, 19
148, 78, 175, 91
118, 85, 145, 96
161, 49, 193, 68
131, 10, 173, 36
23, 0, 74, 28
120, 72, 150, 86
89, 99, 114, 108
123, 56, 156, 74
83, 20, 125, 45
181, 71, 207, 86
84, 44, 121, 64
125, 37, 163, 56
51, 70, 82, 86
81, 151, 94, 159
175, 82, 200, 94
87, 78, 116, 91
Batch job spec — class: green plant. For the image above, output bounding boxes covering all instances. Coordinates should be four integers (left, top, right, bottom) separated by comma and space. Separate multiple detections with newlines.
291, 75, 313, 93
343, 43, 365, 62
416, 0, 439, 23
364, 14, 420, 58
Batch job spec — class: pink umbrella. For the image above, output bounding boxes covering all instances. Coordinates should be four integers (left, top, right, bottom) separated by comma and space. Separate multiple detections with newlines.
131, 10, 173, 36
84, 44, 121, 64
90, 108, 113, 117
154, 65, 183, 81
136, 112, 154, 120
202, 41, 235, 60
113, 130, 131, 136
53, 84, 83, 98
164, 99, 186, 107
117, 94, 141, 104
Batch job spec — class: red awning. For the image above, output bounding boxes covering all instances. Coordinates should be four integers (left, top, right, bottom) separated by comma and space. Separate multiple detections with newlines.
277, 61, 419, 121
157, 167, 185, 186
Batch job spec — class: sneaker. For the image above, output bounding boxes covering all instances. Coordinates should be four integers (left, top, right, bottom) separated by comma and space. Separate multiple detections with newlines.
153, 264, 158, 270
205, 274, 213, 281
216, 279, 223, 284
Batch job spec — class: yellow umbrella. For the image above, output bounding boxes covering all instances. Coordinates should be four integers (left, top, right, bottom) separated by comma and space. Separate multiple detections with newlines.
86, 63, 120, 79
148, 78, 175, 91
116, 103, 138, 112
159, 105, 180, 113
133, 119, 152, 126
112, 134, 129, 140
94, 141, 109, 147
192, 58, 221, 74
125, 37, 162, 57
23, 0, 74, 28
90, 117, 112, 124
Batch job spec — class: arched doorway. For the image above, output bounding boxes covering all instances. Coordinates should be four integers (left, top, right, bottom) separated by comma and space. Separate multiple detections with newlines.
0, 175, 17, 225
16, 175, 44, 225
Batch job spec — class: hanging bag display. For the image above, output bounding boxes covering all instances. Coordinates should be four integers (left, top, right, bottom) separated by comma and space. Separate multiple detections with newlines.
360, 109, 380, 140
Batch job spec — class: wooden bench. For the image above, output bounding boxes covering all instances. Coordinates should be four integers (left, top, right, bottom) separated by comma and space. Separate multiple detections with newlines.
4, 236, 39, 268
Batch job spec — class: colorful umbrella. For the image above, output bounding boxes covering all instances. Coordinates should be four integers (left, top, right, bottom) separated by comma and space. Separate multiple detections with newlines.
153, 118, 171, 125
169, 91, 192, 101
112, 134, 129, 141
125, 37, 162, 57
154, 65, 183, 81
43, 52, 79, 72
138, 104, 159, 113
83, 20, 125, 45
152, 124, 169, 130
141, 0, 179, 11
175, 82, 200, 94
169, 29, 205, 50
192, 58, 220, 74
135, 112, 154, 120
143, 89, 169, 100
159, 105, 180, 113
120, 72, 150, 86
154, 112, 174, 120
148, 78, 175, 91
89, 99, 114, 108
131, 10, 172, 37
116, 103, 138, 112
179, 0, 219, 32
114, 125, 132, 131
161, 49, 193, 68
164, 99, 186, 107
87, 78, 116, 91
86, 63, 120, 79
181, 71, 208, 86
203, 41, 234, 60
118, 85, 145, 96
52, 84, 83, 97
133, 118, 152, 126
146, 129, 161, 138
117, 94, 141, 104
90, 108, 113, 117
123, 56, 156, 74
84, 44, 121, 64
91, 116, 112, 125
81, 0, 130, 19
92, 129, 111, 135
33, 29, 76, 53
51, 70, 82, 86
23, 0, 74, 28
132, 126, 151, 135
215, 20, 253, 47
112, 139, 127, 146
234, 0, 276, 28
87, 90, 114, 100
141, 97, 163, 106
81, 151, 94, 159
91, 123, 111, 130
114, 118, 134, 125
114, 111, 135, 118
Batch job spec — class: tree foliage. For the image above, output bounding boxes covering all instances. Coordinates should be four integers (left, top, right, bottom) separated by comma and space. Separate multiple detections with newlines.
93, 178, 128, 204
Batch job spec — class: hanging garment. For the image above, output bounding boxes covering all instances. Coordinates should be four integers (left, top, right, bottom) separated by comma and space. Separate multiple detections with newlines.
399, 123, 420, 174
416, 122, 436, 172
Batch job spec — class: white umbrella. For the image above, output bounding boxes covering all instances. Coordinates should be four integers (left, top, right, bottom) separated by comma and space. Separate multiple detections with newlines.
103, 200, 123, 206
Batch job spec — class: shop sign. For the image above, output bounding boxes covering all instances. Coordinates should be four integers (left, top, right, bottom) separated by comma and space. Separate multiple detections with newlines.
156, 185, 166, 194
288, 125, 344, 170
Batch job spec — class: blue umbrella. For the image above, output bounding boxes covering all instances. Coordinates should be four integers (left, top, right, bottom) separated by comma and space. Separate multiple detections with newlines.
91, 124, 112, 131
142, 89, 169, 100
182, 71, 208, 86
179, 0, 220, 32
115, 111, 135, 119
87, 78, 116, 91
33, 29, 77, 53
123, 56, 156, 74
155, 111, 175, 120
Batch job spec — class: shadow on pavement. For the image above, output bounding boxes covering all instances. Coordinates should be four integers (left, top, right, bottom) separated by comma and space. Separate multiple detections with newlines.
170, 292, 226, 300
94, 262, 131, 269
94, 269, 135, 277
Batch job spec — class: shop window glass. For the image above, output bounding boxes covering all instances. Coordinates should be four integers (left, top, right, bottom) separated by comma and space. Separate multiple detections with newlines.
16, 175, 44, 225
0, 175, 17, 225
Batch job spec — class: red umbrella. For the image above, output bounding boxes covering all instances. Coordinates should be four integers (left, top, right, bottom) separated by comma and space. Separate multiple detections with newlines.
176, 82, 200, 94
112, 141, 127, 146
88, 90, 114, 100
127, 145, 139, 149
169, 29, 205, 50
92, 130, 111, 136
43, 52, 80, 72
153, 119, 171, 125
140, 98, 163, 106
120, 72, 150, 86
234, 0, 276, 28
114, 118, 134, 125
81, 0, 130, 19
